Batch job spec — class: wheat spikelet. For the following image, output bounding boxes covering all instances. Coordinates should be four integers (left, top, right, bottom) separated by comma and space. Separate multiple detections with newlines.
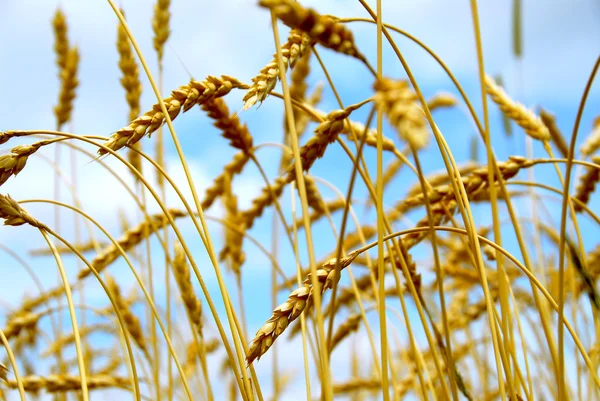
427, 92, 458, 111
293, 82, 323, 144
152, 0, 171, 63
292, 198, 347, 230
286, 103, 363, 177
259, 0, 367, 64
241, 174, 291, 230
395, 155, 534, 214
302, 175, 326, 213
105, 275, 148, 357
201, 152, 250, 210
54, 47, 79, 129
573, 155, 600, 212
246, 250, 359, 364
52, 9, 69, 72
406, 162, 478, 197
42, 323, 116, 358
329, 313, 361, 352
374, 77, 429, 150
539, 108, 568, 158
99, 75, 247, 155
77, 209, 187, 279
332, 377, 381, 395
173, 241, 203, 335
243, 30, 311, 110
117, 9, 143, 175
202, 98, 253, 154
0, 141, 54, 186
580, 117, 600, 157
484, 75, 550, 141
3, 375, 130, 393
0, 194, 46, 229
3, 311, 41, 340
29, 240, 105, 256
218, 177, 246, 275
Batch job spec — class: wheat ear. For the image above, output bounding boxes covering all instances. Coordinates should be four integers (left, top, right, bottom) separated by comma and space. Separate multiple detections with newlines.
152, 0, 171, 63
246, 250, 359, 365
243, 30, 311, 110
3, 375, 130, 393
99, 75, 247, 155
0, 194, 46, 229
117, 9, 143, 175
259, 0, 368, 64
173, 241, 203, 336
374, 77, 429, 150
484, 75, 550, 142
202, 97, 253, 154
573, 155, 600, 212
77, 209, 186, 279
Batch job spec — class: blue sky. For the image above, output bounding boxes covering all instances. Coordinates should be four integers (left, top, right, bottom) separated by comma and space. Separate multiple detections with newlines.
0, 0, 599, 399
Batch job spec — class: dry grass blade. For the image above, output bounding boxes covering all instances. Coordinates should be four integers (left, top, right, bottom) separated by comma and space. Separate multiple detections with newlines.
99, 75, 248, 155
484, 75, 550, 141
246, 250, 359, 365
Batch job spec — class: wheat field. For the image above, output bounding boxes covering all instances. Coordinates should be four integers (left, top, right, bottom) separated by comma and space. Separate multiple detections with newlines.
0, 0, 599, 400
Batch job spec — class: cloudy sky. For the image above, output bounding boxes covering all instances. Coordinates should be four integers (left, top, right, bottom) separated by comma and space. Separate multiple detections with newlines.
0, 0, 599, 399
